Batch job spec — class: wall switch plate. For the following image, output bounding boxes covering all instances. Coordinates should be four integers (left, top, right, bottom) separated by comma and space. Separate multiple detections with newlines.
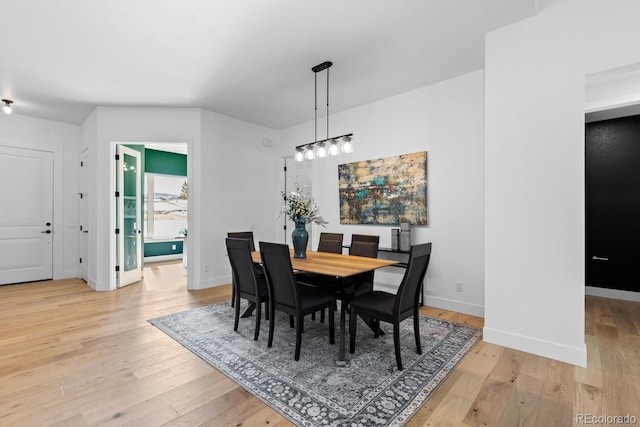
172, 244, 176, 250
456, 281, 463, 292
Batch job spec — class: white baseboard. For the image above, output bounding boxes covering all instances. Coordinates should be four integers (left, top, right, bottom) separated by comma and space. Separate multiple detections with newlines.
423, 295, 485, 318
375, 282, 484, 317
585, 286, 640, 302
483, 326, 587, 367
144, 254, 183, 263
190, 274, 231, 290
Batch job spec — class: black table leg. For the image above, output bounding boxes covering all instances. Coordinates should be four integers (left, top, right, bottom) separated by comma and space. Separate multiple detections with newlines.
338, 300, 346, 362
241, 302, 256, 318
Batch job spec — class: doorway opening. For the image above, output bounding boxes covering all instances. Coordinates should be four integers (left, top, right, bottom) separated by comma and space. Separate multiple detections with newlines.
585, 62, 640, 302
114, 142, 188, 288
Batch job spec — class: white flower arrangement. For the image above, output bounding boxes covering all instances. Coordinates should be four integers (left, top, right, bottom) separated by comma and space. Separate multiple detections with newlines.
281, 182, 327, 225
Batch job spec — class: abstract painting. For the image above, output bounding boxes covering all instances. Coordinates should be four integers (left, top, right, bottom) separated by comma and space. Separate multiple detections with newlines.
339, 151, 427, 225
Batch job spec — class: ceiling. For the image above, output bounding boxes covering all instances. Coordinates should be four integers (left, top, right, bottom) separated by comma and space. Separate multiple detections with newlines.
1, 0, 552, 129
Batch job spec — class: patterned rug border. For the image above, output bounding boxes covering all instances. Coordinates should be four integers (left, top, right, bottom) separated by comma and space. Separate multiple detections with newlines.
148, 302, 482, 426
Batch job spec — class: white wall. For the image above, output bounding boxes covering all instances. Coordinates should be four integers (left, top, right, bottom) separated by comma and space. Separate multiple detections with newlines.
279, 70, 485, 316
0, 113, 81, 280
199, 109, 280, 289
484, 0, 640, 366
81, 107, 280, 291
85, 107, 201, 291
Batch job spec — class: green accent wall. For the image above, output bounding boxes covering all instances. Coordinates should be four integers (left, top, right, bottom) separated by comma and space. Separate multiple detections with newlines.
145, 148, 187, 176
144, 240, 183, 257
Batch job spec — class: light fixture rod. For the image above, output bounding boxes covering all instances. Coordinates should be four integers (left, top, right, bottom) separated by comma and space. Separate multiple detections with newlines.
326, 66, 329, 140
295, 133, 354, 150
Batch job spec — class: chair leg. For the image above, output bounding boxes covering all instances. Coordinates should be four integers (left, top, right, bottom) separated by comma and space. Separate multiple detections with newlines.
254, 300, 261, 341
349, 304, 357, 353
393, 323, 403, 371
289, 315, 294, 328
413, 309, 422, 354
265, 301, 269, 320
233, 295, 241, 332
328, 304, 335, 345
294, 315, 303, 361
374, 319, 380, 338
320, 308, 325, 323
231, 278, 236, 308
311, 311, 316, 321
268, 305, 275, 347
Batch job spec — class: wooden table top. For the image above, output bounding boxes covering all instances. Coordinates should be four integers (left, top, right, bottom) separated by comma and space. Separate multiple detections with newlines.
251, 249, 399, 277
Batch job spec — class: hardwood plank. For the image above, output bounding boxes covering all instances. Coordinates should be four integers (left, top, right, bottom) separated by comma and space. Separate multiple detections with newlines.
1, 260, 639, 426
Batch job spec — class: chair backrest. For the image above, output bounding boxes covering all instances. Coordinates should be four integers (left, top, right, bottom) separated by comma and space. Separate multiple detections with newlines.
349, 240, 379, 258
226, 238, 259, 296
318, 232, 343, 253
259, 242, 299, 311
351, 234, 380, 245
395, 243, 432, 315
227, 231, 255, 251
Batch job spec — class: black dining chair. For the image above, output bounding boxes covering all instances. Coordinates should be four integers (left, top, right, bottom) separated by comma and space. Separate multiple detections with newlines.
227, 231, 258, 307
226, 238, 269, 341
349, 243, 432, 371
316, 232, 344, 254
297, 232, 343, 321
347, 234, 380, 298
259, 241, 336, 361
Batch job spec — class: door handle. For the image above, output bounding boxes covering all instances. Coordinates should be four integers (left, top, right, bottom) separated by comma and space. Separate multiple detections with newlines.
41, 230, 52, 234
591, 256, 608, 261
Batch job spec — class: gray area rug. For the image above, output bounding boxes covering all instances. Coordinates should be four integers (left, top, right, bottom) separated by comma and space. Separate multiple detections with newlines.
149, 301, 481, 426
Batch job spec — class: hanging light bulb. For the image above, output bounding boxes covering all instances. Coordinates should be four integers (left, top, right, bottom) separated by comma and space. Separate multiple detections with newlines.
305, 146, 314, 160
329, 139, 339, 156
317, 142, 327, 158
295, 148, 304, 162
2, 99, 13, 114
342, 135, 353, 153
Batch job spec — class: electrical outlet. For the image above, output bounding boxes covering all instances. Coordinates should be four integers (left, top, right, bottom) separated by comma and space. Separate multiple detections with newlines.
456, 281, 463, 292
204, 264, 210, 272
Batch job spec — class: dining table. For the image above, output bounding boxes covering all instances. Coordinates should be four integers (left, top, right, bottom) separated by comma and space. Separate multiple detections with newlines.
251, 249, 399, 362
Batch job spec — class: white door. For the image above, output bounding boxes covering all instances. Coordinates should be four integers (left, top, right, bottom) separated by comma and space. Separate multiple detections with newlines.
79, 149, 89, 282
116, 145, 142, 287
0, 146, 53, 285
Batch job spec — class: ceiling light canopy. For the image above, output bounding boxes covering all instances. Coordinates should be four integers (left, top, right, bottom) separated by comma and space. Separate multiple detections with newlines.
2, 99, 13, 114
295, 61, 353, 161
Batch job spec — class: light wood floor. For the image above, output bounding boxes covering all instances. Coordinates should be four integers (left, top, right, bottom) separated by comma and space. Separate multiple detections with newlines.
1, 261, 638, 426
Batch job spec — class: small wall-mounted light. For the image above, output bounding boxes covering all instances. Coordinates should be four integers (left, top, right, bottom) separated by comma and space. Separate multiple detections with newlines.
2, 99, 13, 114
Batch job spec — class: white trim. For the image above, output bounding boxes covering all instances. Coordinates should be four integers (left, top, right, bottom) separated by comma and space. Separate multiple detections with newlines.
144, 254, 183, 263
375, 282, 485, 318
192, 275, 231, 290
483, 326, 587, 367
423, 295, 485, 318
585, 286, 640, 302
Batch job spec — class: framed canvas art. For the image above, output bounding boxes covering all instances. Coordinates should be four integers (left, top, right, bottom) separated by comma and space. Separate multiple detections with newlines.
338, 151, 427, 225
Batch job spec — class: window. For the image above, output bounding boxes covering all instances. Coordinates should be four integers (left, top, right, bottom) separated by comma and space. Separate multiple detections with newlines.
144, 174, 187, 240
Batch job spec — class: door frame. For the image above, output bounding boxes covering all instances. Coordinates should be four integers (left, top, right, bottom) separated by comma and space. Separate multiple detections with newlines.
108, 140, 191, 290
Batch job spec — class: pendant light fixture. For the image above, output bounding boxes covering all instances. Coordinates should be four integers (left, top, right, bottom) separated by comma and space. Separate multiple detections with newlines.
2, 99, 13, 114
295, 61, 353, 161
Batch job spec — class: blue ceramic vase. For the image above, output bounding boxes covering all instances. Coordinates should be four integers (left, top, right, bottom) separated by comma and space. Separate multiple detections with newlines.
292, 217, 308, 258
